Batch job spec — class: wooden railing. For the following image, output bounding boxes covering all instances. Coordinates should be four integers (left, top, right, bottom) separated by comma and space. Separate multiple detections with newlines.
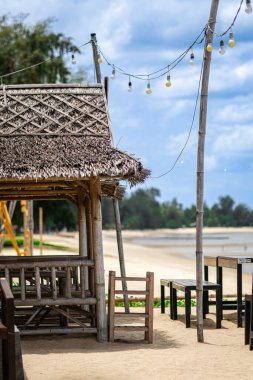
0, 256, 95, 307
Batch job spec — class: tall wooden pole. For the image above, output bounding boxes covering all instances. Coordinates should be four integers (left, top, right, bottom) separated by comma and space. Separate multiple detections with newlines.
196, 0, 219, 343
91, 33, 102, 84
104, 76, 129, 313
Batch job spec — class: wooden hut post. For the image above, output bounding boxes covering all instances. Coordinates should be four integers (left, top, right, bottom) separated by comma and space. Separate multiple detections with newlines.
196, 0, 219, 343
85, 196, 95, 296
90, 179, 107, 342
78, 190, 88, 258
27, 200, 34, 256
78, 190, 89, 294
39, 207, 43, 255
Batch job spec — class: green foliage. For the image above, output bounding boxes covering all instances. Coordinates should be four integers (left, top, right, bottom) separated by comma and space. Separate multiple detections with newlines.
0, 15, 80, 84
11, 200, 77, 233
120, 188, 164, 229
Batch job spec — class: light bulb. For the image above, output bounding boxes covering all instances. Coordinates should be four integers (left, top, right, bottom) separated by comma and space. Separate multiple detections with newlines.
146, 82, 152, 94
111, 67, 116, 80
245, 0, 253, 13
219, 40, 226, 55
228, 32, 236, 47
97, 54, 103, 64
71, 54, 76, 64
189, 52, 195, 65
165, 74, 171, 87
206, 43, 213, 53
128, 80, 132, 92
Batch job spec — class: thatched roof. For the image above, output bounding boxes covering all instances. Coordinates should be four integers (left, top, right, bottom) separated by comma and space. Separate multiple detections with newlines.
0, 84, 149, 185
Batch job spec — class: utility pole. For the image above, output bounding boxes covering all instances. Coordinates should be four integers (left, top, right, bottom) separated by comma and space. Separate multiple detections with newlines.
91, 33, 129, 312
196, 0, 220, 343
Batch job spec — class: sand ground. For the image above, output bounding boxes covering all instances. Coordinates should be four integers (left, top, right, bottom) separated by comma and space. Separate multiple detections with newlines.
6, 227, 253, 379
22, 307, 253, 380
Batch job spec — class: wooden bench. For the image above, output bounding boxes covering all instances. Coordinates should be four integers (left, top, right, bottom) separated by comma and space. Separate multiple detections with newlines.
160, 279, 222, 328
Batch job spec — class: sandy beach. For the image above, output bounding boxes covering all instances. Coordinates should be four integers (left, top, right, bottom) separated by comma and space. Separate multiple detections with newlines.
10, 227, 253, 379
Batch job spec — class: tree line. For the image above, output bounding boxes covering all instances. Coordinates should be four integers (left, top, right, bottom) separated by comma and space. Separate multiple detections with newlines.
10, 188, 253, 232
102, 188, 253, 229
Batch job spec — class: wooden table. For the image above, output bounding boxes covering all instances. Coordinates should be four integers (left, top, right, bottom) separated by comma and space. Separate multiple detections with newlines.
204, 255, 253, 327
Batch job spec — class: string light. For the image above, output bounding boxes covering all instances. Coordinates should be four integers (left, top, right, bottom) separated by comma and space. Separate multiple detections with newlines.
146, 79, 152, 94
219, 40, 226, 55
111, 65, 116, 79
189, 52, 195, 65
0, 0, 247, 96
128, 76, 133, 92
71, 54, 76, 64
97, 53, 103, 64
228, 31, 236, 47
165, 73, 171, 87
245, 0, 253, 13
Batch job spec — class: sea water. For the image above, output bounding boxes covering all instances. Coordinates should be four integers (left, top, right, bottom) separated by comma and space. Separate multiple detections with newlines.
132, 232, 253, 274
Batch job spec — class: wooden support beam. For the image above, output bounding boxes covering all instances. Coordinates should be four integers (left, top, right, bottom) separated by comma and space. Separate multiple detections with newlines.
90, 179, 107, 342
0, 189, 78, 196
78, 190, 89, 302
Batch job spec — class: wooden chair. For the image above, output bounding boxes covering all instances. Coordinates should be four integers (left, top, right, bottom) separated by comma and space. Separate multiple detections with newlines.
108, 271, 154, 343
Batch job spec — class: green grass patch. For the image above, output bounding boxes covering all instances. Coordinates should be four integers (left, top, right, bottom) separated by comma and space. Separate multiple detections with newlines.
3, 237, 72, 251
114, 299, 197, 308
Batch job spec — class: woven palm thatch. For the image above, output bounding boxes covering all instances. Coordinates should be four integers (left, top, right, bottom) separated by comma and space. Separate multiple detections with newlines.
0, 84, 149, 185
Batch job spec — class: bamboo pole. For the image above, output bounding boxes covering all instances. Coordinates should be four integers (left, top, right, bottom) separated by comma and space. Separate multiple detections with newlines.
39, 207, 43, 256
90, 179, 107, 342
196, 0, 219, 343
113, 198, 129, 313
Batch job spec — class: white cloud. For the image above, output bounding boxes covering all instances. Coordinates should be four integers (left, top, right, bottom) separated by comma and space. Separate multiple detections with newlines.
215, 97, 253, 124
165, 131, 197, 156
205, 155, 218, 172
213, 124, 253, 155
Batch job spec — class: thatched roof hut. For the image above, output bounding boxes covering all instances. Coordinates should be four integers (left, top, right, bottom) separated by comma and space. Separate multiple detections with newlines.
0, 84, 149, 199
0, 83, 149, 342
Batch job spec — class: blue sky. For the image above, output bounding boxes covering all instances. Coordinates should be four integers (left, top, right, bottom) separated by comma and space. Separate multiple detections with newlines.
2, 0, 253, 207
